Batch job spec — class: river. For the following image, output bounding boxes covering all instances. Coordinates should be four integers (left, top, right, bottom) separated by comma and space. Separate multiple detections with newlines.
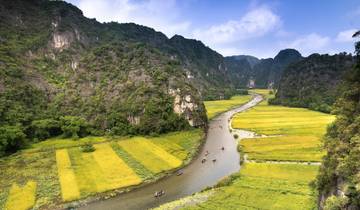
79, 94, 263, 210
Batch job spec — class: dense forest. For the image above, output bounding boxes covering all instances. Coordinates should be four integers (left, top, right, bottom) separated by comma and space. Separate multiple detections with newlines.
317, 32, 360, 210
0, 0, 216, 156
270, 53, 354, 113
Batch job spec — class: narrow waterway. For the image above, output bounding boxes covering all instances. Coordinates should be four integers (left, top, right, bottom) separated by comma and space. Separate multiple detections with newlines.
79, 95, 263, 210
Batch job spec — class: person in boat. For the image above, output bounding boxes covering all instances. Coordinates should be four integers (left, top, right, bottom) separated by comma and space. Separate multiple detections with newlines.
205, 150, 209, 156
177, 170, 183, 176
154, 191, 159, 198
202, 157, 207, 163
221, 146, 225, 151
212, 159, 216, 163
161, 190, 165, 196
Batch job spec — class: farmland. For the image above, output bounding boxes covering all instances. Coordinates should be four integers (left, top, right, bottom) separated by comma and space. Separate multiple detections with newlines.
204, 95, 252, 119
156, 89, 334, 210
182, 163, 318, 210
0, 129, 203, 209
232, 90, 334, 162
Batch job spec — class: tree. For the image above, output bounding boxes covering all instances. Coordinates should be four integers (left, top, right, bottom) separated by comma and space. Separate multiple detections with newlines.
60, 116, 90, 138
317, 31, 360, 209
30, 119, 61, 141
0, 125, 26, 156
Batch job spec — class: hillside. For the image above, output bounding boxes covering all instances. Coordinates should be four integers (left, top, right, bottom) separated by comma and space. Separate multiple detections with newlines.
225, 49, 303, 89
0, 0, 225, 155
270, 53, 354, 113
252, 49, 303, 88
317, 33, 360, 209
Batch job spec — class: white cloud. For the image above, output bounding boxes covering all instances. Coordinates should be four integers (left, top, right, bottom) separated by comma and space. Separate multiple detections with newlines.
71, 0, 191, 37
283, 33, 330, 55
336, 29, 358, 42
192, 6, 281, 44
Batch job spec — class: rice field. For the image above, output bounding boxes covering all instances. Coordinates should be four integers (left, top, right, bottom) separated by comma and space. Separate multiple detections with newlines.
4, 181, 37, 210
204, 95, 252, 119
56, 149, 80, 201
119, 138, 182, 173
156, 89, 332, 209
0, 129, 203, 209
232, 99, 334, 162
182, 163, 318, 210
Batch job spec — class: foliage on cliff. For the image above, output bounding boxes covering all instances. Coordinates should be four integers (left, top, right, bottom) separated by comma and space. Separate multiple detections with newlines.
0, 0, 212, 156
270, 53, 354, 113
317, 32, 360, 209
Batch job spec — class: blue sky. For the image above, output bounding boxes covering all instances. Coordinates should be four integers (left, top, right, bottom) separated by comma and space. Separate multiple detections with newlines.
66, 0, 360, 58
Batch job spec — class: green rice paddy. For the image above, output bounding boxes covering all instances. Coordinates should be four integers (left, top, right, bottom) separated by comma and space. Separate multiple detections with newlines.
0, 129, 203, 209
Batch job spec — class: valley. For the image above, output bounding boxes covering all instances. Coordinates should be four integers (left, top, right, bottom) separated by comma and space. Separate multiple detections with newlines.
0, 0, 359, 209
156, 90, 335, 209
0, 130, 203, 209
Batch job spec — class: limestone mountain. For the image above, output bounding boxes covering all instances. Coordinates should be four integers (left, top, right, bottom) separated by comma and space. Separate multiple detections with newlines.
270, 53, 355, 113
251, 49, 303, 88
0, 0, 235, 154
224, 49, 303, 88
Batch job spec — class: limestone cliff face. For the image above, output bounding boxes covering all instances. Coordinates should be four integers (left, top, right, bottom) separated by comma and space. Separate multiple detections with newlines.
169, 88, 207, 127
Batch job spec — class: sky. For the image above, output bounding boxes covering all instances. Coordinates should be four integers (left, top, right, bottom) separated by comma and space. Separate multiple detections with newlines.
66, 0, 360, 58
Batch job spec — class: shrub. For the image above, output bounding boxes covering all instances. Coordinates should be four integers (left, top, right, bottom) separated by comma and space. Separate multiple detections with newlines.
80, 143, 95, 153
0, 125, 26, 156
30, 119, 61, 141
324, 195, 348, 210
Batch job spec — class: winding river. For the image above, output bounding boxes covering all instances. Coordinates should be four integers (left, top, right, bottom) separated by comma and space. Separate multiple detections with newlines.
79, 94, 263, 210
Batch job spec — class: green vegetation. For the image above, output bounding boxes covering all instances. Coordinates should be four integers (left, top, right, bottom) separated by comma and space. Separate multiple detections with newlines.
0, 0, 209, 157
270, 53, 354, 113
0, 129, 203, 209
4, 181, 37, 210
232, 95, 334, 162
181, 163, 318, 210
204, 95, 252, 119
157, 89, 333, 209
317, 32, 360, 209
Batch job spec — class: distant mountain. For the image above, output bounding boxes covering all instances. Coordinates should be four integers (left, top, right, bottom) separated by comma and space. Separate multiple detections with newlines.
252, 49, 303, 88
224, 49, 303, 88
226, 55, 260, 68
270, 53, 355, 112
224, 56, 253, 88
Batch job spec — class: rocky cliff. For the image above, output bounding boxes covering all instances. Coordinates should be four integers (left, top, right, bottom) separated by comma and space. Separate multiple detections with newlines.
0, 0, 210, 149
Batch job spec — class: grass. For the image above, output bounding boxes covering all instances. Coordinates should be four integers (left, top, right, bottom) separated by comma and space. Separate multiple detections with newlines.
56, 149, 80, 201
4, 181, 37, 210
184, 163, 318, 210
26, 136, 109, 153
0, 151, 60, 210
0, 129, 203, 209
158, 89, 332, 209
232, 99, 334, 162
118, 138, 182, 174
241, 136, 324, 162
204, 95, 252, 119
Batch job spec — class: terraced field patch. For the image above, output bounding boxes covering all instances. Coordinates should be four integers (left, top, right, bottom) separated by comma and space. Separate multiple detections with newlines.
182, 163, 318, 210
118, 138, 182, 173
241, 135, 324, 162
204, 95, 252, 119
0, 129, 203, 209
232, 101, 334, 162
56, 149, 80, 201
4, 181, 37, 210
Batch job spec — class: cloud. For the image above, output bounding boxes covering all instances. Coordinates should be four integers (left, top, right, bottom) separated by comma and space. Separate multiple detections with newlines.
192, 6, 281, 44
336, 29, 358, 42
71, 0, 191, 37
283, 33, 330, 55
